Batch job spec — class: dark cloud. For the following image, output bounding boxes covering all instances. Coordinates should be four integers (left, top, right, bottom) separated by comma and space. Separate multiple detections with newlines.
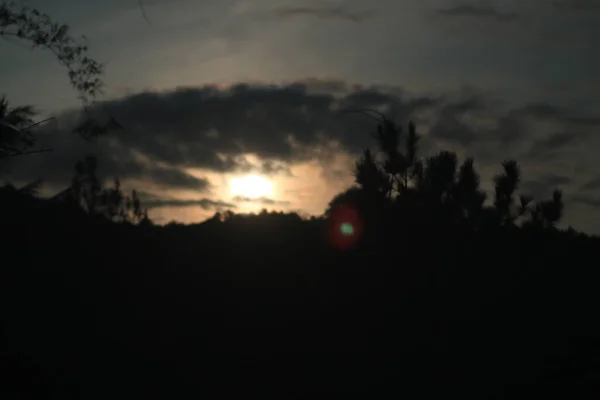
429, 116, 478, 146
297, 78, 351, 94
541, 174, 573, 187
103, 83, 352, 164
428, 91, 489, 146
144, 198, 236, 210
424, 92, 531, 158
522, 174, 573, 198
128, 163, 210, 192
517, 103, 563, 119
272, 6, 375, 23
551, 0, 600, 11
232, 196, 291, 206
135, 190, 234, 209
515, 101, 599, 161
1, 126, 211, 192
5, 80, 452, 191
516, 103, 600, 127
526, 132, 584, 160
571, 196, 600, 208
440, 92, 488, 115
435, 5, 520, 22
256, 160, 293, 176
491, 114, 528, 147
580, 178, 600, 191
3, 79, 595, 221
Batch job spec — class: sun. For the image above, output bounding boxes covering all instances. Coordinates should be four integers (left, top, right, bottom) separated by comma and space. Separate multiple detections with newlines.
229, 174, 273, 199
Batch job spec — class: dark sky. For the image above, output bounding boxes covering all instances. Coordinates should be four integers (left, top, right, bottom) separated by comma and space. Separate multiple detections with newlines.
1, 0, 600, 231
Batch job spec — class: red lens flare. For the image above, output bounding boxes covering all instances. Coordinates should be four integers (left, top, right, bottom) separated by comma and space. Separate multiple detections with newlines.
326, 204, 363, 250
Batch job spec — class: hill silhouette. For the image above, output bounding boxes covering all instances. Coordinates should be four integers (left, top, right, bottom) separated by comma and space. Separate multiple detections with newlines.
2, 104, 600, 398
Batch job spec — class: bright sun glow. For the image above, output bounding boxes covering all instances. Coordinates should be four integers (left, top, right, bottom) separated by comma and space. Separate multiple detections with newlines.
229, 175, 273, 199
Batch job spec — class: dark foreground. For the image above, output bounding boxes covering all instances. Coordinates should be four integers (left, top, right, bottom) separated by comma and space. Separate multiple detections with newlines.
2, 196, 600, 398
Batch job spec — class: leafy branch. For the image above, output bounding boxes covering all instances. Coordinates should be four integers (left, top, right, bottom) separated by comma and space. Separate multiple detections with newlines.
0, 1, 104, 106
0, 2, 125, 150
0, 96, 54, 158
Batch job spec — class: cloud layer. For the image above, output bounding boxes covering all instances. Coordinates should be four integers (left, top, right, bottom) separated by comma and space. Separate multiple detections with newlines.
3, 77, 600, 231
435, 5, 519, 22
272, 5, 375, 23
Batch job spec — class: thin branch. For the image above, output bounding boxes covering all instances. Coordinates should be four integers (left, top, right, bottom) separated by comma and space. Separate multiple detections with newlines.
138, 0, 152, 25
2, 148, 53, 158
339, 107, 389, 122
19, 117, 55, 132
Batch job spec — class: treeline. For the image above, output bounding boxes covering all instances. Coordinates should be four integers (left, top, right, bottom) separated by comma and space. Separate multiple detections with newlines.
329, 114, 565, 238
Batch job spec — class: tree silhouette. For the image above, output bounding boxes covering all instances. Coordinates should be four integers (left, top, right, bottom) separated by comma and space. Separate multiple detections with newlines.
67, 155, 149, 224
99, 180, 146, 224
330, 113, 567, 235
454, 158, 486, 228
354, 149, 390, 199
523, 189, 564, 229
541, 189, 564, 227
324, 187, 364, 217
493, 160, 521, 226
422, 151, 458, 204
71, 154, 101, 213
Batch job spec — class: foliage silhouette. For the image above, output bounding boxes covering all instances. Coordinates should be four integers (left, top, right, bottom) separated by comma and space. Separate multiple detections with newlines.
339, 113, 565, 238
0, 96, 54, 158
0, 2, 122, 143
0, 1, 103, 105
51, 155, 151, 224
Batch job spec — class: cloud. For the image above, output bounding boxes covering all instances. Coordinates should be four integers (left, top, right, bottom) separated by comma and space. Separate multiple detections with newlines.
522, 174, 573, 198
134, 190, 235, 210
428, 90, 489, 146
5, 80, 581, 191
571, 196, 600, 209
515, 103, 600, 127
429, 116, 479, 147
272, 6, 375, 23
551, 0, 600, 12
3, 142, 211, 195
2, 123, 211, 193
232, 196, 291, 206
4, 80, 452, 191
516, 103, 564, 119
435, 5, 520, 22
426, 1, 600, 48
145, 198, 236, 210
256, 160, 294, 176
123, 161, 210, 191
515, 102, 599, 161
4, 78, 599, 232
580, 178, 600, 191
526, 132, 584, 161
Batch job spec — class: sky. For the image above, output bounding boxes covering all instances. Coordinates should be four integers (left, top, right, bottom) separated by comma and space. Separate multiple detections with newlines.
1, 0, 600, 231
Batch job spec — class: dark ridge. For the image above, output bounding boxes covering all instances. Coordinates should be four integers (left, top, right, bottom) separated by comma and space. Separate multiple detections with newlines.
2, 116, 600, 398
